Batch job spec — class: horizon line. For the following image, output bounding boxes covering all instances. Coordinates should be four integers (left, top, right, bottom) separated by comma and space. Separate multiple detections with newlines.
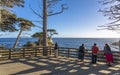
0, 37, 119, 39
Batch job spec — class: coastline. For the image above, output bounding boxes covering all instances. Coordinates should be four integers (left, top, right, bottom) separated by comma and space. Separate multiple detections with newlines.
0, 38, 119, 51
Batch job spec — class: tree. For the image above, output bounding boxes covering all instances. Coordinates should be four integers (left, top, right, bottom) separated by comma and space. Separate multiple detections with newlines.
13, 18, 34, 48
31, 29, 58, 47
31, 32, 43, 46
98, 0, 120, 51
1, 0, 24, 8
0, 9, 17, 32
30, 0, 67, 56
98, 0, 120, 31
47, 29, 58, 39
0, 0, 24, 32
47, 29, 58, 46
1, 0, 35, 48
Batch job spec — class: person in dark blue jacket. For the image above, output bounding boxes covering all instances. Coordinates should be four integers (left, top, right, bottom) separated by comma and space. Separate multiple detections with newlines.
78, 44, 85, 61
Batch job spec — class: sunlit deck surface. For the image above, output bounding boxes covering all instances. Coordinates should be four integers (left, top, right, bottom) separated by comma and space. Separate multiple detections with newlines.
0, 56, 120, 75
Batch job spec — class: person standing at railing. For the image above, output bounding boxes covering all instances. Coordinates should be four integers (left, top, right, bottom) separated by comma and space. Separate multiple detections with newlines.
78, 44, 85, 61
103, 43, 113, 66
54, 42, 58, 58
91, 43, 99, 64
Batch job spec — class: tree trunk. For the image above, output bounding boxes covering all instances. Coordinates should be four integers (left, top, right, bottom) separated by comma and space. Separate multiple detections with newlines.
13, 29, 22, 48
118, 38, 120, 52
43, 0, 48, 56
38, 37, 41, 47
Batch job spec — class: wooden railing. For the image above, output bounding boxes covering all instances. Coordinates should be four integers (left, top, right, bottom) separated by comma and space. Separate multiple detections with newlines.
58, 47, 120, 63
0, 46, 54, 60
0, 47, 120, 63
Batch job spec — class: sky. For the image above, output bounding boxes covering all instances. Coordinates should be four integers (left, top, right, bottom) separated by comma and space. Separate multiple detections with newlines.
1, 0, 120, 38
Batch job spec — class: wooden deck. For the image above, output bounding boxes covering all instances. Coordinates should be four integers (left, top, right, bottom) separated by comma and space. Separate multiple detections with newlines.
0, 56, 120, 75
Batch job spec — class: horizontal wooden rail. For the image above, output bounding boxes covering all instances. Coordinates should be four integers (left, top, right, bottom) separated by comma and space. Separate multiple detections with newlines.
0, 47, 120, 63
58, 47, 120, 63
0, 46, 54, 60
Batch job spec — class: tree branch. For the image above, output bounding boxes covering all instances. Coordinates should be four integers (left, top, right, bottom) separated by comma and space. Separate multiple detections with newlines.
108, 19, 120, 24
29, 4, 43, 19
48, 4, 68, 16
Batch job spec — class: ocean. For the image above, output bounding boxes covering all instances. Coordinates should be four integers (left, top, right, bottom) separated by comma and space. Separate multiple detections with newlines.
0, 38, 119, 51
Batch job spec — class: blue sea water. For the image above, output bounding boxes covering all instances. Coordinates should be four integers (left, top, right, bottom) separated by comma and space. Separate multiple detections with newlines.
0, 38, 119, 51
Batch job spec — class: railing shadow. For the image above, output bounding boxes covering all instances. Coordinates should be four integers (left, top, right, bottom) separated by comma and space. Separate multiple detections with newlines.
0, 47, 120, 75
0, 56, 119, 75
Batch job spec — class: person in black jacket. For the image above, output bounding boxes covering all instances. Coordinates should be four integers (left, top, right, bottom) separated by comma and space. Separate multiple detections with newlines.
78, 44, 85, 61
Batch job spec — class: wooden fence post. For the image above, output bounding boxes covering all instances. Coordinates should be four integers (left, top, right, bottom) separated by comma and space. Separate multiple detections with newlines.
9, 49, 11, 59
23, 48, 25, 58
50, 46, 52, 55
58, 47, 59, 56
35, 48, 37, 57
68, 49, 70, 58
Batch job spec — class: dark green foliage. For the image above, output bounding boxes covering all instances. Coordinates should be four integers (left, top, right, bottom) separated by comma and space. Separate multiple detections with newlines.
0, 9, 18, 32
0, 0, 25, 32
1, 0, 24, 8
47, 29, 58, 38
17, 18, 34, 30
31, 32, 43, 38
23, 41, 36, 47
31, 32, 43, 46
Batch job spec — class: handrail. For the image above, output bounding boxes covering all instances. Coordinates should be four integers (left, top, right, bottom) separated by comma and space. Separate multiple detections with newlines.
0, 47, 120, 63
58, 47, 120, 63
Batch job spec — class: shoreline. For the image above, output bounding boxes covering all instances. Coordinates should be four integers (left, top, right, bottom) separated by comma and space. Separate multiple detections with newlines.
0, 38, 119, 51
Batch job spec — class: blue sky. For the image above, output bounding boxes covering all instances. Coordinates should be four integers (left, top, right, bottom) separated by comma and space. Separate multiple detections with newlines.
1, 0, 119, 38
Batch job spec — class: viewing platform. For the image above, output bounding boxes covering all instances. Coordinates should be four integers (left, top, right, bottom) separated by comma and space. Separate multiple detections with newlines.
0, 47, 120, 75
0, 56, 120, 75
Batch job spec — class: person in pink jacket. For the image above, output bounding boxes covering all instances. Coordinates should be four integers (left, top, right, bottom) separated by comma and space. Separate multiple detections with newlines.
104, 43, 113, 66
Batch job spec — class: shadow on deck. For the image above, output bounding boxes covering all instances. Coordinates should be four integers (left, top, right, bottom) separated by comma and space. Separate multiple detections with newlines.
0, 56, 120, 75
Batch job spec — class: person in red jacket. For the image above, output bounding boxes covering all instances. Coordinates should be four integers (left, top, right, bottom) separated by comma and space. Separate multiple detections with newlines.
92, 43, 99, 64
